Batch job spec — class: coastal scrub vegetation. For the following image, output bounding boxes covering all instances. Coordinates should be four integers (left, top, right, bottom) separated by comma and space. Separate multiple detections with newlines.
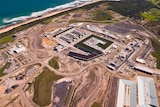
151, 0, 160, 6
0, 35, 14, 45
80, 1, 105, 10
141, 8, 160, 21
33, 67, 63, 107
68, 19, 80, 23
92, 11, 112, 21
41, 19, 52, 24
91, 102, 101, 107
0, 62, 9, 77
151, 38, 160, 69
68, 19, 114, 24
107, 0, 154, 17
49, 57, 59, 69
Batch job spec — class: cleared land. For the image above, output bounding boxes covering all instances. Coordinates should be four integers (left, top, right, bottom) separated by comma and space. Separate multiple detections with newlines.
49, 57, 59, 69
105, 77, 119, 107
53, 81, 73, 107
70, 65, 109, 107
33, 67, 63, 107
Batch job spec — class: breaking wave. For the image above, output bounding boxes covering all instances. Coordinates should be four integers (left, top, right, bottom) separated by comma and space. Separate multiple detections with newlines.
3, 0, 93, 24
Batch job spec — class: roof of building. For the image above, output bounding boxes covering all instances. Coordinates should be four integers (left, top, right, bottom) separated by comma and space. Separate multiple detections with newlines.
8, 45, 26, 54
136, 58, 146, 64
68, 50, 103, 61
117, 79, 136, 107
134, 65, 154, 74
137, 76, 159, 107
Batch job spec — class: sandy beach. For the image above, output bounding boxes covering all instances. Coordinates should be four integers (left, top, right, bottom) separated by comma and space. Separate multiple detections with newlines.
0, 0, 101, 34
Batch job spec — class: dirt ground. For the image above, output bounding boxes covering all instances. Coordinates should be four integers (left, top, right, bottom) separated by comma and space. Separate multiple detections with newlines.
70, 64, 117, 107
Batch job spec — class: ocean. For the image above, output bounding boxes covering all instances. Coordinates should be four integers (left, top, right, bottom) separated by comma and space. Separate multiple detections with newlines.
0, 0, 92, 28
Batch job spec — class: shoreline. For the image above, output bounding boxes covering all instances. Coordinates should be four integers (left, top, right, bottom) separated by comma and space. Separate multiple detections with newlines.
0, 0, 102, 35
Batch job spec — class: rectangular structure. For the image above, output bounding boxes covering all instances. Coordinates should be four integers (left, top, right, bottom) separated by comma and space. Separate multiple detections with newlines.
68, 50, 103, 61
138, 76, 159, 107
68, 35, 112, 61
116, 79, 136, 107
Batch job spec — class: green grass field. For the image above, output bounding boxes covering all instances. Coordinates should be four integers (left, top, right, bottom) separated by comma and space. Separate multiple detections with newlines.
141, 8, 160, 21
0, 62, 9, 77
151, 0, 160, 5
151, 38, 160, 69
49, 57, 59, 69
93, 11, 112, 21
92, 35, 113, 49
68, 19, 114, 24
41, 19, 52, 24
97, 42, 113, 49
91, 102, 101, 107
33, 67, 63, 107
0, 35, 14, 45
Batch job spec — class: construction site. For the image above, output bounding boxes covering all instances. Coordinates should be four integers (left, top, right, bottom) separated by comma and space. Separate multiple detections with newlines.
0, 1, 159, 107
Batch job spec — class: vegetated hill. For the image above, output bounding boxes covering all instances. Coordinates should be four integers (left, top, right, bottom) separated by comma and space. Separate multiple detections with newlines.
151, 0, 160, 6
141, 8, 160, 21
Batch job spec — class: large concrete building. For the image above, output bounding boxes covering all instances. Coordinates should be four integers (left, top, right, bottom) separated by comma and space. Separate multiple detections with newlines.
68, 50, 103, 61
8, 45, 26, 55
116, 76, 159, 107
137, 76, 159, 107
134, 65, 154, 75
117, 79, 136, 107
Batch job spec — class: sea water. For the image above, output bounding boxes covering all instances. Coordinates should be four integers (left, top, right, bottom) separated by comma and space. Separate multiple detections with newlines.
0, 0, 92, 27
